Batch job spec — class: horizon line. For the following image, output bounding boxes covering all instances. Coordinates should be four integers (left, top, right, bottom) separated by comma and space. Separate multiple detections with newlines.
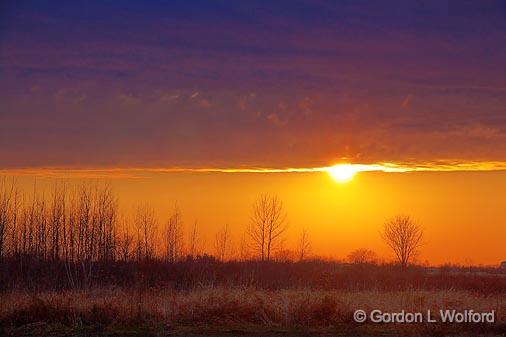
2, 160, 506, 179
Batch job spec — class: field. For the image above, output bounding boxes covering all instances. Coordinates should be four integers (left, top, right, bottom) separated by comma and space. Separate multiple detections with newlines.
1, 260, 505, 337
1, 288, 505, 336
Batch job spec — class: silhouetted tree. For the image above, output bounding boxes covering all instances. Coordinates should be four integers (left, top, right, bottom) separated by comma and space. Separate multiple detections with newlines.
188, 220, 201, 258
238, 233, 250, 261
215, 224, 230, 262
164, 205, 184, 262
49, 183, 66, 260
247, 194, 287, 261
347, 248, 377, 264
94, 184, 117, 262
134, 204, 157, 261
382, 215, 423, 268
297, 228, 311, 261
0, 179, 16, 259
117, 216, 133, 262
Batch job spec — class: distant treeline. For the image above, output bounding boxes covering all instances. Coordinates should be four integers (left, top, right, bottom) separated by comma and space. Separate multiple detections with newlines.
0, 181, 123, 263
1, 179, 504, 292
0, 179, 300, 288
1, 256, 505, 293
0, 179, 298, 265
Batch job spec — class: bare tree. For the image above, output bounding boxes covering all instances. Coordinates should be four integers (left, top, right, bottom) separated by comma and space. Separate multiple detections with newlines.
32, 194, 47, 260
117, 216, 133, 262
164, 205, 184, 262
297, 228, 311, 261
188, 220, 201, 258
381, 215, 423, 268
238, 233, 250, 261
7, 185, 20, 257
63, 183, 118, 287
274, 248, 295, 262
347, 248, 377, 264
49, 183, 66, 260
74, 184, 92, 262
134, 204, 157, 261
0, 178, 16, 259
93, 184, 117, 262
247, 194, 287, 261
215, 224, 230, 262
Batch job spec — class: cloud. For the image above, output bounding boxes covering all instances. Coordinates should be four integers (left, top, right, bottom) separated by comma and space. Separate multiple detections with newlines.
1, 1, 506, 168
158, 92, 180, 103
54, 88, 86, 103
117, 92, 141, 106
197, 99, 211, 109
297, 97, 314, 116
400, 94, 413, 109
266, 113, 286, 127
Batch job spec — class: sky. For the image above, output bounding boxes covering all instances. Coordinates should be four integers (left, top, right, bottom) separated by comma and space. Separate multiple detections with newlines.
8, 170, 506, 265
0, 1, 505, 264
1, 0, 506, 169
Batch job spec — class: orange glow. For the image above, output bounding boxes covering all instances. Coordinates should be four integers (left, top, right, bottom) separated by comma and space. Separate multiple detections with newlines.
2, 160, 506, 179
2, 167, 506, 266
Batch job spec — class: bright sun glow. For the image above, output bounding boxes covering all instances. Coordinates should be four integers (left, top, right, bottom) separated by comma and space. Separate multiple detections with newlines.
326, 164, 359, 183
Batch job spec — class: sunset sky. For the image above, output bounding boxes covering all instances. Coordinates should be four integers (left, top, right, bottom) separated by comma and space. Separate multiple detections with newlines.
1, 1, 505, 264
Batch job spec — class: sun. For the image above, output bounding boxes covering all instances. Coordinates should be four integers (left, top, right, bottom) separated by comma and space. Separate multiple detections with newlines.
326, 164, 358, 183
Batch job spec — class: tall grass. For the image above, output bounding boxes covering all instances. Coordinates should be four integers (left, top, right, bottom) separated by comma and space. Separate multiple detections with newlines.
1, 287, 504, 327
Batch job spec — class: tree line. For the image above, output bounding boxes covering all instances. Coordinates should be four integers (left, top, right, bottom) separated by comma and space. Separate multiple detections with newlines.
0, 178, 424, 268
0, 179, 295, 264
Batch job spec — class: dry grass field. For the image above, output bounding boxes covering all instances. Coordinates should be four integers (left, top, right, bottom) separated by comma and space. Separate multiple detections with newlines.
1, 287, 505, 336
